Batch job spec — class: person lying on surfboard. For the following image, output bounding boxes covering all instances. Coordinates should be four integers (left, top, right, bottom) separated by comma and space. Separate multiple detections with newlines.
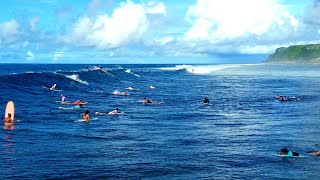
95, 108, 121, 115
280, 148, 300, 157
73, 100, 87, 107
143, 98, 153, 103
142, 98, 164, 104
109, 108, 121, 114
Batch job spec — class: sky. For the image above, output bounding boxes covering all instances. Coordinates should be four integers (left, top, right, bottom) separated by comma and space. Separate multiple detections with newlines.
0, 0, 319, 64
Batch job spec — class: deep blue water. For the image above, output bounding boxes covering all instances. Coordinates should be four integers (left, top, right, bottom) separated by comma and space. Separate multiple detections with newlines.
1, 63, 320, 179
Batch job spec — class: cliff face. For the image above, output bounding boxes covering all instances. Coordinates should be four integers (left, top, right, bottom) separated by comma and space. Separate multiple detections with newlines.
266, 44, 320, 63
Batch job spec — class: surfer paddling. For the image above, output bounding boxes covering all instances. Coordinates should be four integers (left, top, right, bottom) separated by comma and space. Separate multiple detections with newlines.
279, 148, 300, 157
142, 98, 164, 104
95, 108, 121, 115
73, 100, 87, 107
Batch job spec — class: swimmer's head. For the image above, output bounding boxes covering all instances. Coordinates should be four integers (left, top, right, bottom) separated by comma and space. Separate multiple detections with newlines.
8, 113, 11, 117
85, 110, 89, 114
281, 148, 289, 154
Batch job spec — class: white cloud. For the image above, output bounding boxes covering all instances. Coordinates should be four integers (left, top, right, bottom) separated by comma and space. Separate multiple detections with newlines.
183, 0, 300, 54
145, 1, 166, 15
62, 0, 166, 49
0, 19, 20, 44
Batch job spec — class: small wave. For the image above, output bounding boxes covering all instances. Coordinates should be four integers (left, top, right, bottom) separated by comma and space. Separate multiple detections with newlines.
65, 74, 89, 85
124, 69, 141, 78
159, 65, 192, 71
160, 64, 245, 74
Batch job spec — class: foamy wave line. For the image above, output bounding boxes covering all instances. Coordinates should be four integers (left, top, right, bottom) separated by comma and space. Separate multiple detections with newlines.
124, 69, 141, 77
159, 65, 192, 71
160, 64, 245, 74
64, 74, 89, 85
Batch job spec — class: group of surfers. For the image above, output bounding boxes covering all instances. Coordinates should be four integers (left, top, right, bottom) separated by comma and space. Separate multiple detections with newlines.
52, 83, 165, 122
5, 79, 311, 156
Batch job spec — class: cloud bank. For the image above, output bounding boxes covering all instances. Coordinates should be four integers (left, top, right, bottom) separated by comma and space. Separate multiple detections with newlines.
182, 0, 300, 54
1, 0, 320, 63
61, 0, 166, 50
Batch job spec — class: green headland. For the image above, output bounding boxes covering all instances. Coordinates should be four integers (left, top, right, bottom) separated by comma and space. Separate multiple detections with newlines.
266, 44, 320, 64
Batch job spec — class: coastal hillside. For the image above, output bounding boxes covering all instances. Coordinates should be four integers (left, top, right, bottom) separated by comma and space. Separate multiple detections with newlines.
266, 44, 320, 63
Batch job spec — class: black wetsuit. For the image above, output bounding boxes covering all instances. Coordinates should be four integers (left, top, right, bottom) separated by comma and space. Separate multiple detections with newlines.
204, 98, 209, 103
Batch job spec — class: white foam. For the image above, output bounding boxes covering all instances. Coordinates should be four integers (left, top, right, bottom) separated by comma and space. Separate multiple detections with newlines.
159, 64, 192, 71
124, 69, 141, 77
65, 74, 88, 85
160, 64, 246, 74
67, 74, 78, 80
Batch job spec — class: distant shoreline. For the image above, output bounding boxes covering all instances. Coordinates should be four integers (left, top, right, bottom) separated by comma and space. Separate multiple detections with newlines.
265, 44, 320, 64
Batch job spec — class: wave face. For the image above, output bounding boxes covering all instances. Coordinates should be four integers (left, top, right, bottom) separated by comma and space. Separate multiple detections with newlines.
1, 63, 320, 179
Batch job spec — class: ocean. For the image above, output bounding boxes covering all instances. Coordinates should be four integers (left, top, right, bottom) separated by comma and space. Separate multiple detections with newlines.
1, 63, 320, 179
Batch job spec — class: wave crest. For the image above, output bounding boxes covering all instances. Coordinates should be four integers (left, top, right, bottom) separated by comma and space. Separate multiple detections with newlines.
160, 64, 244, 74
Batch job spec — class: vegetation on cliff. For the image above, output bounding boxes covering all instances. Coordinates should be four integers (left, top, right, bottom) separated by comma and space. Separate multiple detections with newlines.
266, 44, 320, 63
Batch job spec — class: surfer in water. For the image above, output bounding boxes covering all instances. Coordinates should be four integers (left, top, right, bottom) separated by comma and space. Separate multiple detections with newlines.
143, 98, 153, 103
204, 97, 209, 104
61, 94, 66, 102
111, 108, 120, 114
275, 95, 300, 101
142, 98, 164, 104
95, 108, 121, 115
73, 100, 87, 107
4, 113, 14, 127
113, 90, 129, 95
50, 84, 57, 90
280, 148, 300, 157
83, 110, 90, 121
